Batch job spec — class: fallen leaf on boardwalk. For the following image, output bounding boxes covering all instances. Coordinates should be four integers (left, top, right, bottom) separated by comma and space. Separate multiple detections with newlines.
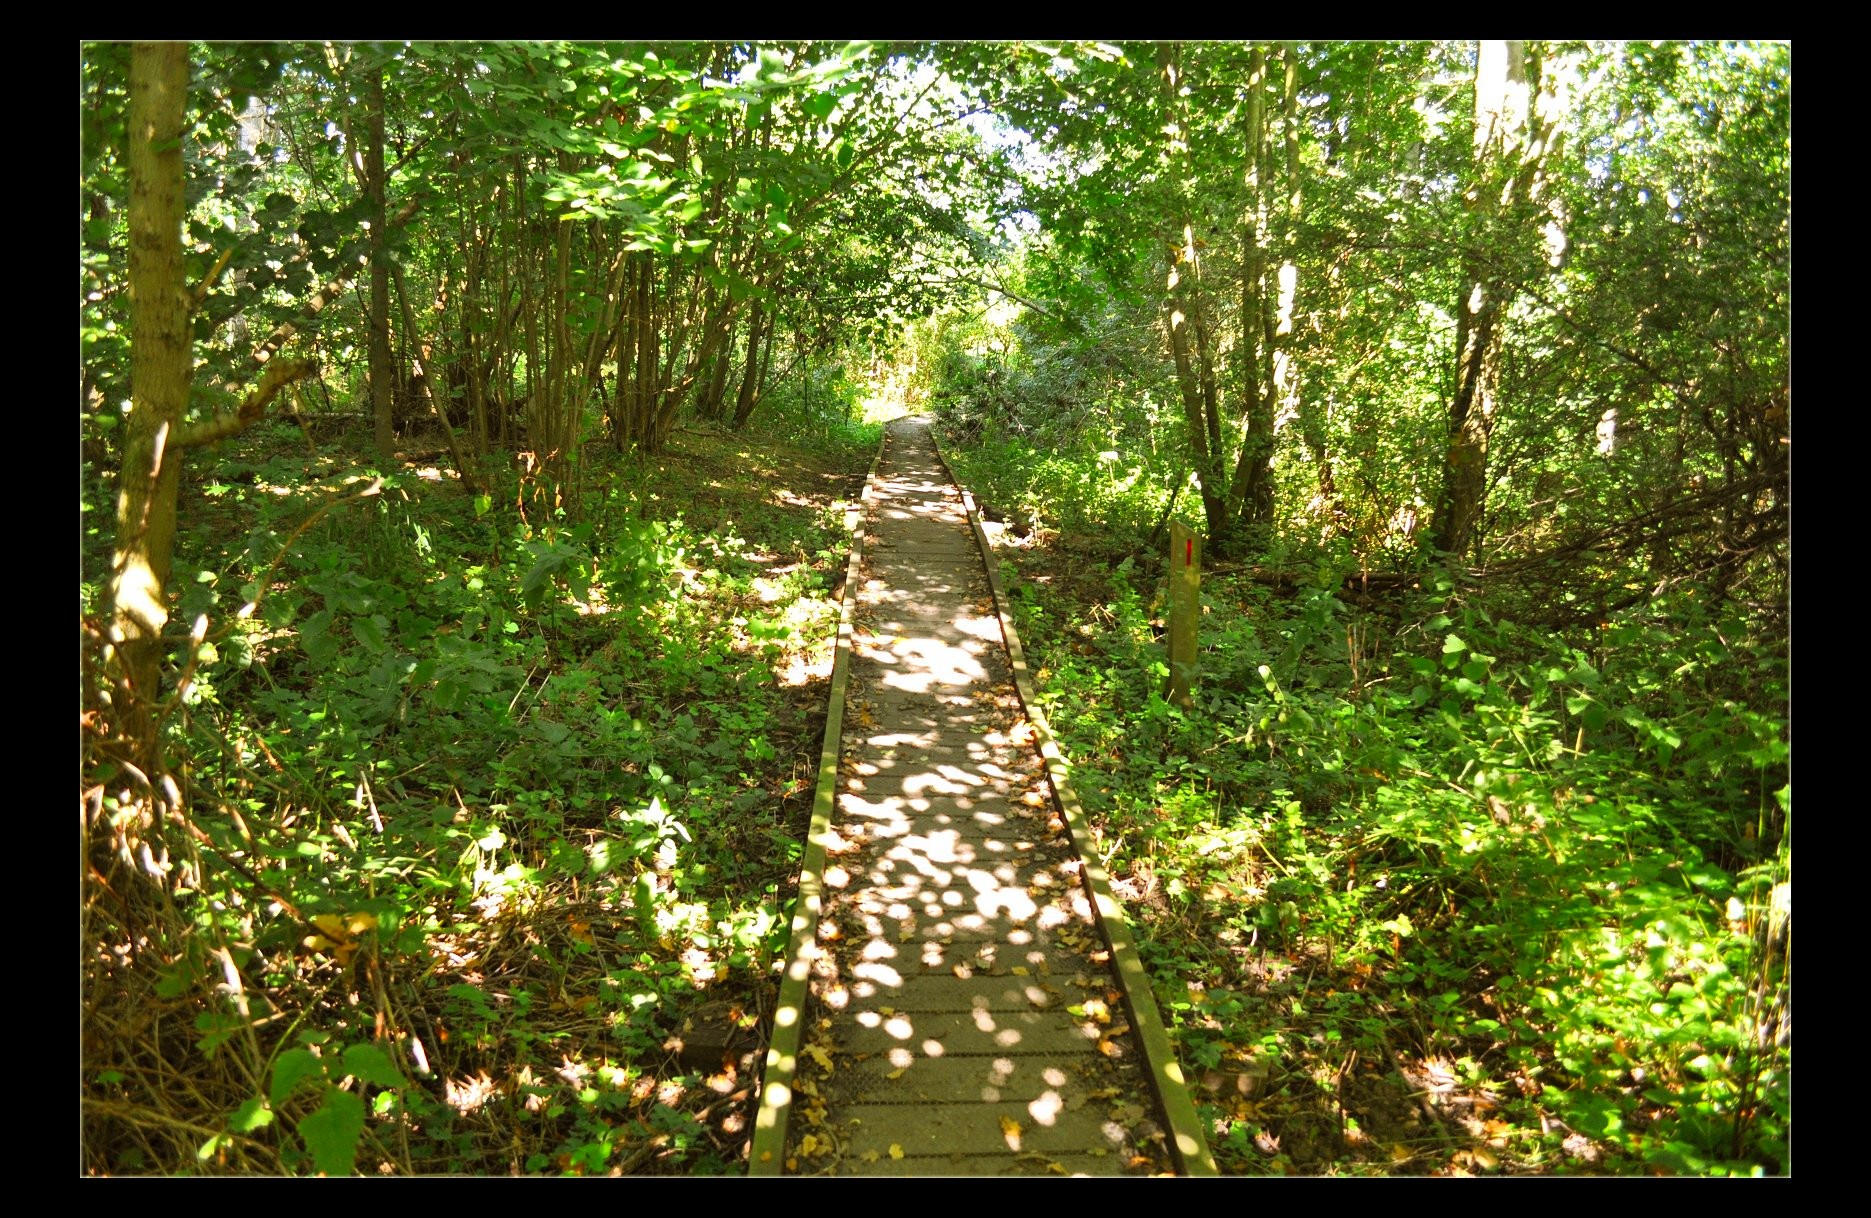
1047, 1162, 1068, 1175
1010, 966, 1030, 976
861, 1150, 881, 1163
953, 963, 974, 979
1097, 1039, 1120, 1058
887, 1068, 907, 1080
889, 1144, 906, 1160
800, 1134, 820, 1156
1010, 721, 1035, 745
1000, 1116, 1023, 1151
805, 1044, 835, 1072
1079, 998, 1111, 1024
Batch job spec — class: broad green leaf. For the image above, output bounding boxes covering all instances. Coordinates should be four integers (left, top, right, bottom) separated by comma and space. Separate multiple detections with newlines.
298, 1087, 365, 1177
354, 614, 388, 653
341, 1043, 409, 1091
229, 1097, 275, 1133
271, 1048, 326, 1105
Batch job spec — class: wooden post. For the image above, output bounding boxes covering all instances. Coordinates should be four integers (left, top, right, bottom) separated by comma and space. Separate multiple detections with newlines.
1165, 519, 1200, 707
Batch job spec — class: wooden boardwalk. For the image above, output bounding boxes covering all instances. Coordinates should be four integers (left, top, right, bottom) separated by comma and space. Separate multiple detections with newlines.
751, 417, 1213, 1177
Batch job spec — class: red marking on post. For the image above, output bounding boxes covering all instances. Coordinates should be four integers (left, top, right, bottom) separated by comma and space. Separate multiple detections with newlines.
1185, 538, 1194, 567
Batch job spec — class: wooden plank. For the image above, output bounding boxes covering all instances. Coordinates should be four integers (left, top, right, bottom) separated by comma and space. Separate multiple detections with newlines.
749, 429, 885, 1175
928, 426, 1221, 1178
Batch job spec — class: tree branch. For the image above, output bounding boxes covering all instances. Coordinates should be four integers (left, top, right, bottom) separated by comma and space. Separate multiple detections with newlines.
173, 359, 317, 449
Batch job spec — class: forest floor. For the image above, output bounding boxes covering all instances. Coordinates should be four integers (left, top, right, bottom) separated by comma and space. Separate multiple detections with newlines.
83, 407, 1786, 1177
961, 535, 1501, 1175
84, 413, 880, 1177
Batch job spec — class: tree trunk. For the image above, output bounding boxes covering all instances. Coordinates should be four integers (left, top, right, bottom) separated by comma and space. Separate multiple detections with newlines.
365, 64, 395, 460
107, 42, 192, 764
1157, 44, 1232, 548
730, 298, 774, 431
1231, 44, 1276, 531
1430, 40, 1530, 559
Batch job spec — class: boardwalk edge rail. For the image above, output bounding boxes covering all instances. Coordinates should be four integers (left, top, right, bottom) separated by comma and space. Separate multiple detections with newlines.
748, 427, 888, 1176
929, 420, 1221, 1178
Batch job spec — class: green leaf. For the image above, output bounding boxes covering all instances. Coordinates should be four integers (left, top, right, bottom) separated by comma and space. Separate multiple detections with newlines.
298, 1087, 365, 1177
341, 1043, 409, 1091
300, 610, 339, 665
354, 614, 389, 653
1442, 634, 1467, 655
229, 1097, 275, 1133
271, 1048, 326, 1105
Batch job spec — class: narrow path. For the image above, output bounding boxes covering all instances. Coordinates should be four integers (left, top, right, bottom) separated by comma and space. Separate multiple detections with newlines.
764, 417, 1179, 1176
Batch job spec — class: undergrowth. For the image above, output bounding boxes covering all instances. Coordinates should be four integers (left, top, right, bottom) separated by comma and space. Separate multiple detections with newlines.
951, 436, 1789, 1177
80, 411, 878, 1176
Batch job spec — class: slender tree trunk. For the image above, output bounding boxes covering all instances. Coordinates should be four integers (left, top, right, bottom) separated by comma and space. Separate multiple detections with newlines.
730, 298, 771, 431
107, 41, 192, 761
1430, 40, 1530, 559
1157, 44, 1232, 547
365, 65, 395, 460
1232, 44, 1276, 530
392, 263, 479, 494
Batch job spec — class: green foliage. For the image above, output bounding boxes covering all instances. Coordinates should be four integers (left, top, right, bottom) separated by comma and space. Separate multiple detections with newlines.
82, 405, 871, 1174
991, 542, 1788, 1174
